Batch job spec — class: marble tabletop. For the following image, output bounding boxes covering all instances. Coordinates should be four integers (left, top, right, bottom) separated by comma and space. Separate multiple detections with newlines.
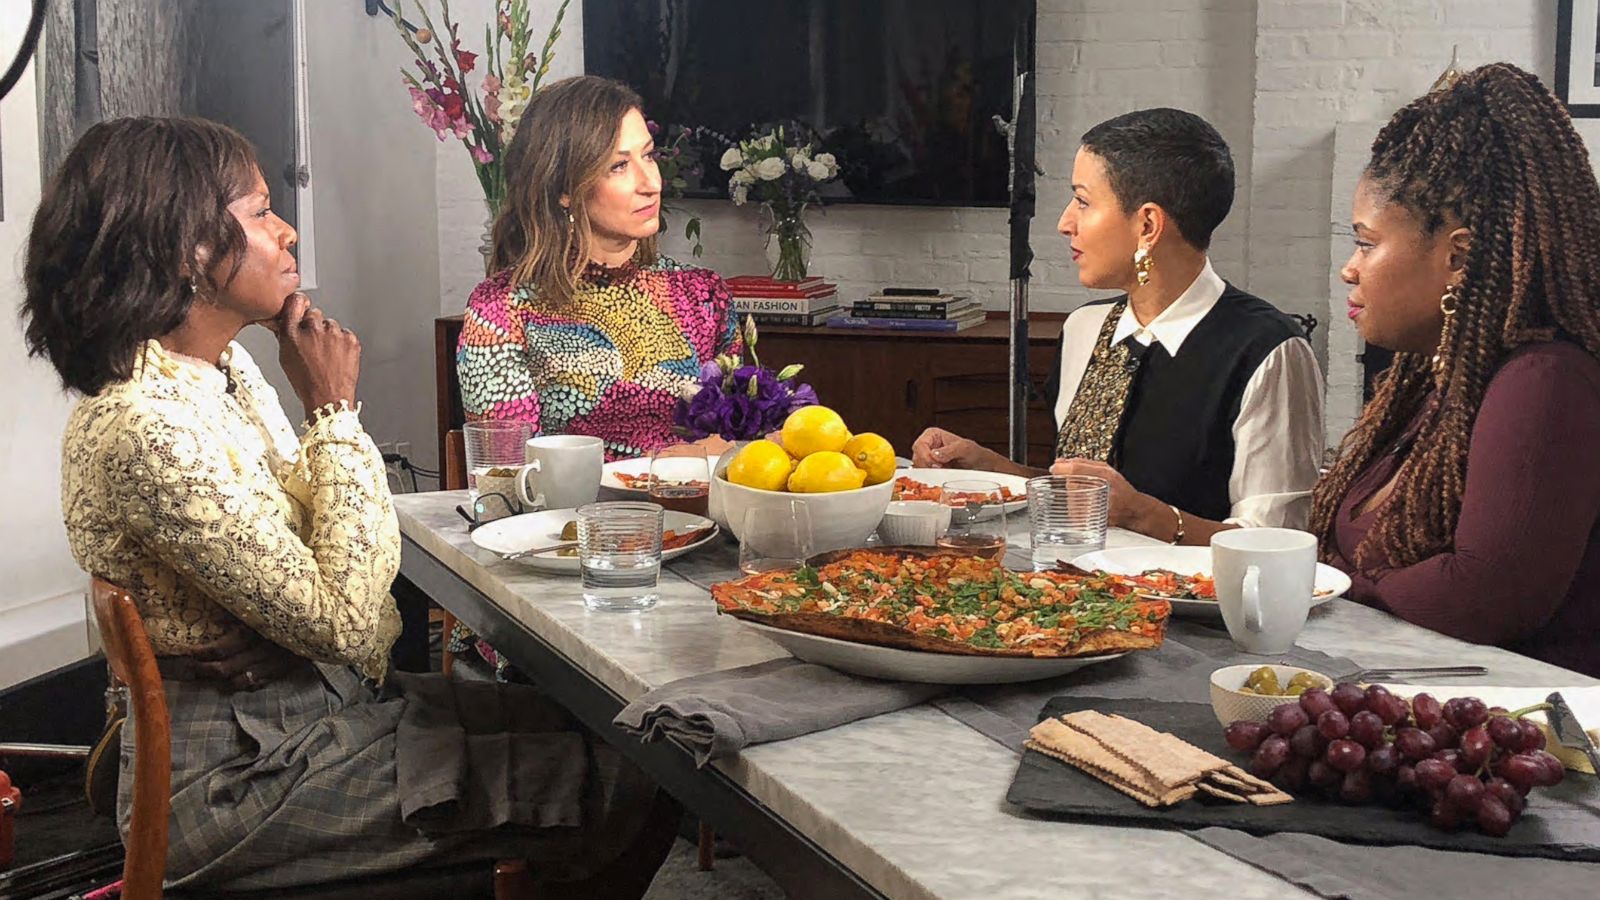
396, 491, 1595, 900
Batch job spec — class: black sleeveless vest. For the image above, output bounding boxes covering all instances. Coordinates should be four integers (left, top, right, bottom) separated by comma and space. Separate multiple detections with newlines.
1050, 285, 1305, 522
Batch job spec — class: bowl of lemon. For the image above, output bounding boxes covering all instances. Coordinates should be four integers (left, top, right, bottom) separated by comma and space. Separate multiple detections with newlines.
710, 406, 896, 554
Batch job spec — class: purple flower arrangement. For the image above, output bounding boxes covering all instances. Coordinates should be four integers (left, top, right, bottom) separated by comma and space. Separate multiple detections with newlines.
674, 316, 818, 441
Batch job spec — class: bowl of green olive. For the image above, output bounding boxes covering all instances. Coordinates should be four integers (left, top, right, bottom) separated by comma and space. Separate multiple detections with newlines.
1208, 664, 1334, 726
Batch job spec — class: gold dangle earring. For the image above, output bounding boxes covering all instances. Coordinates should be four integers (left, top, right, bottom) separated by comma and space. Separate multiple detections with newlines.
1432, 282, 1461, 383
1133, 246, 1154, 286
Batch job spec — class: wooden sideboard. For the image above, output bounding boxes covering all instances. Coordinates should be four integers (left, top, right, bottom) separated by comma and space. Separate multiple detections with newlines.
434, 313, 1066, 470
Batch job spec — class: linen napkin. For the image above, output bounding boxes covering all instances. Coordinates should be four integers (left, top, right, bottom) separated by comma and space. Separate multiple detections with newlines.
613, 657, 945, 766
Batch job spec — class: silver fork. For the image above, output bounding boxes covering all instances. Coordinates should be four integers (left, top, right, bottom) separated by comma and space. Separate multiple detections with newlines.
499, 541, 578, 561
1333, 665, 1488, 683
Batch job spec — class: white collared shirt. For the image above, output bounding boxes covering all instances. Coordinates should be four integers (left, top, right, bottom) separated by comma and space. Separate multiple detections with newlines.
1051, 261, 1325, 528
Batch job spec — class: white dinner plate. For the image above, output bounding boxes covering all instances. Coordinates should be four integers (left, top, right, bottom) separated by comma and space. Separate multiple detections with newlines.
1070, 546, 1350, 622
601, 455, 721, 494
736, 620, 1125, 685
470, 508, 718, 575
892, 467, 1030, 522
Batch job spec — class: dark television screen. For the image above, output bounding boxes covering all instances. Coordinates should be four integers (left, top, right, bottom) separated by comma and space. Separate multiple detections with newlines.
583, 0, 1030, 208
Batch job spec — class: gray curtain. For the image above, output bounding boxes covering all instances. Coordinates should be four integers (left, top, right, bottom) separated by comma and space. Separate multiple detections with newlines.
39, 0, 199, 179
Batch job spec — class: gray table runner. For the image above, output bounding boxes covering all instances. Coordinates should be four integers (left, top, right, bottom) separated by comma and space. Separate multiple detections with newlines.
657, 541, 1598, 898
1192, 829, 1600, 900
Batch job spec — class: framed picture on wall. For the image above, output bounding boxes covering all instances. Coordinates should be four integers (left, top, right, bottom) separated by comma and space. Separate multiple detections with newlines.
1557, 0, 1600, 116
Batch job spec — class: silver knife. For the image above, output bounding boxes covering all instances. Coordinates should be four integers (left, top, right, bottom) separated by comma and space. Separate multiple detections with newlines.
1545, 691, 1600, 774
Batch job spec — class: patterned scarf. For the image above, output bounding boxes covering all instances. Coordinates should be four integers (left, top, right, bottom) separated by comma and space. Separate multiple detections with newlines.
1055, 299, 1142, 461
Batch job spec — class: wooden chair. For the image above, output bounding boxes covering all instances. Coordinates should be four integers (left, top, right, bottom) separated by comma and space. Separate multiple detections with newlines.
91, 579, 169, 900
89, 578, 531, 899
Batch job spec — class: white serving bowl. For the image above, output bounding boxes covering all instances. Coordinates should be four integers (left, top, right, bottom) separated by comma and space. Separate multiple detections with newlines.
876, 500, 952, 547
1208, 664, 1335, 727
709, 467, 893, 554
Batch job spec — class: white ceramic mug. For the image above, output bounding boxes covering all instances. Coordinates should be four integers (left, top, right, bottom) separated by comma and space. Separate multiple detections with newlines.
515, 435, 603, 511
1210, 527, 1318, 654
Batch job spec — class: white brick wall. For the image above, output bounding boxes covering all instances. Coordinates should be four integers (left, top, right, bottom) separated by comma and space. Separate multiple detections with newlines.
1247, 0, 1553, 446
653, 0, 1260, 317
430, 0, 1590, 452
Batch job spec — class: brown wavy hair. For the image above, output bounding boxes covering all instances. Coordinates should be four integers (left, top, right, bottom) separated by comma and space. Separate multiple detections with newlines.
491, 75, 658, 302
1310, 63, 1600, 570
21, 117, 258, 395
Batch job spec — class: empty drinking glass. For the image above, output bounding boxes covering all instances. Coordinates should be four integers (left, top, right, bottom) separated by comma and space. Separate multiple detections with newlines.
576, 502, 663, 612
738, 500, 815, 575
1026, 475, 1110, 570
935, 479, 1008, 561
463, 421, 529, 503
648, 444, 711, 517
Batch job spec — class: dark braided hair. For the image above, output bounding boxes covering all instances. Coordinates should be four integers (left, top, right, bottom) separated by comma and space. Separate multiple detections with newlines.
1310, 63, 1600, 570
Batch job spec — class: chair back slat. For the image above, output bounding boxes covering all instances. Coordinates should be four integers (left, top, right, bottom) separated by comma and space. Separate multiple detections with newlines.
91, 578, 170, 900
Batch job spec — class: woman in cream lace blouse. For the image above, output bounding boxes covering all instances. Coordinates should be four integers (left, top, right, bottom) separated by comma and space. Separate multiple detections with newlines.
22, 117, 675, 895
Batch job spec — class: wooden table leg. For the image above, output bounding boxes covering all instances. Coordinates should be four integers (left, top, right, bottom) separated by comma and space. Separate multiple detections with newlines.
697, 820, 715, 871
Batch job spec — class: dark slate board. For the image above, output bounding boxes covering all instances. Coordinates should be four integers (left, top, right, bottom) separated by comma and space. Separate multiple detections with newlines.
1005, 696, 1600, 862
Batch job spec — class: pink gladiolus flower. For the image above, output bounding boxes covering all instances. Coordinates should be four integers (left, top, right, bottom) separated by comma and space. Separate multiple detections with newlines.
483, 73, 502, 93
408, 84, 453, 140
470, 144, 494, 164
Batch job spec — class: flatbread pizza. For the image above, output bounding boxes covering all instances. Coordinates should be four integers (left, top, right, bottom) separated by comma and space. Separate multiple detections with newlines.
712, 548, 1170, 658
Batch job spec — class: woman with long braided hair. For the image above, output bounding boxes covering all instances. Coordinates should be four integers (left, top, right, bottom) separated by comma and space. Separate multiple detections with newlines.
1314, 62, 1600, 677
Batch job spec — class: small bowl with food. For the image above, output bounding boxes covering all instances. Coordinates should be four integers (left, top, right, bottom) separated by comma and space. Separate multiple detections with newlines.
1209, 664, 1334, 726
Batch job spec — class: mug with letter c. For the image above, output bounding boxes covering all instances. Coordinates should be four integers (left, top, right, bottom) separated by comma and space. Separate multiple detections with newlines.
1210, 527, 1318, 655
515, 435, 604, 511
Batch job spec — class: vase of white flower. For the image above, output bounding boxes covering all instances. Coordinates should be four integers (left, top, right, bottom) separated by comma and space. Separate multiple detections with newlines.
764, 204, 812, 283
721, 127, 839, 282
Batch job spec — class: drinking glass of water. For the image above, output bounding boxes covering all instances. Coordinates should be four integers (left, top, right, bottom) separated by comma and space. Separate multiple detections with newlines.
738, 500, 814, 575
576, 502, 663, 612
463, 420, 529, 503
1025, 475, 1110, 570
935, 479, 1008, 561
648, 444, 710, 517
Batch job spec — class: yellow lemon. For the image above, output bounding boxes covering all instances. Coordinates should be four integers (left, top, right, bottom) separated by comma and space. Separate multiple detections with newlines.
724, 440, 795, 492
841, 432, 896, 486
787, 451, 867, 493
780, 405, 851, 458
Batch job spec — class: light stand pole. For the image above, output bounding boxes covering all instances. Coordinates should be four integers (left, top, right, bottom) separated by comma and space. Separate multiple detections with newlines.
993, 4, 1038, 465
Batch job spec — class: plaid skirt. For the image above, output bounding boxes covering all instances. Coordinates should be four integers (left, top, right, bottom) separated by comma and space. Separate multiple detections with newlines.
120, 661, 654, 891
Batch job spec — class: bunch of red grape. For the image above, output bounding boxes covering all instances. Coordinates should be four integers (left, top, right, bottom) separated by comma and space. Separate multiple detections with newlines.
1223, 683, 1566, 836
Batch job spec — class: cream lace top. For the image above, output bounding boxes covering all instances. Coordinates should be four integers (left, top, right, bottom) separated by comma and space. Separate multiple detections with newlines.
61, 340, 401, 680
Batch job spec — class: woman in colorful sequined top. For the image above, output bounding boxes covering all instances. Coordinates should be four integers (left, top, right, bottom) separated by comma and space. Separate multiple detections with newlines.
457, 75, 741, 462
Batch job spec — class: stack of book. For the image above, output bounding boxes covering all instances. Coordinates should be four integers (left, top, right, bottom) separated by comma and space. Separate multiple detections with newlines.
826, 287, 987, 332
725, 275, 839, 327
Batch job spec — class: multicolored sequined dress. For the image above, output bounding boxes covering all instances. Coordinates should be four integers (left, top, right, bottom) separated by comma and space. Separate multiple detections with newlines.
457, 256, 742, 462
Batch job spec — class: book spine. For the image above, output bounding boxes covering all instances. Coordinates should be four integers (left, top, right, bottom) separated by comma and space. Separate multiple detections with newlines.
851, 304, 957, 319
733, 296, 836, 314
725, 278, 826, 293
825, 315, 960, 332
878, 287, 944, 297
748, 309, 837, 326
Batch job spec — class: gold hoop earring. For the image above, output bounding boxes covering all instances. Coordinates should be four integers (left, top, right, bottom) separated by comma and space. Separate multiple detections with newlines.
1432, 282, 1461, 381
1133, 246, 1154, 287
